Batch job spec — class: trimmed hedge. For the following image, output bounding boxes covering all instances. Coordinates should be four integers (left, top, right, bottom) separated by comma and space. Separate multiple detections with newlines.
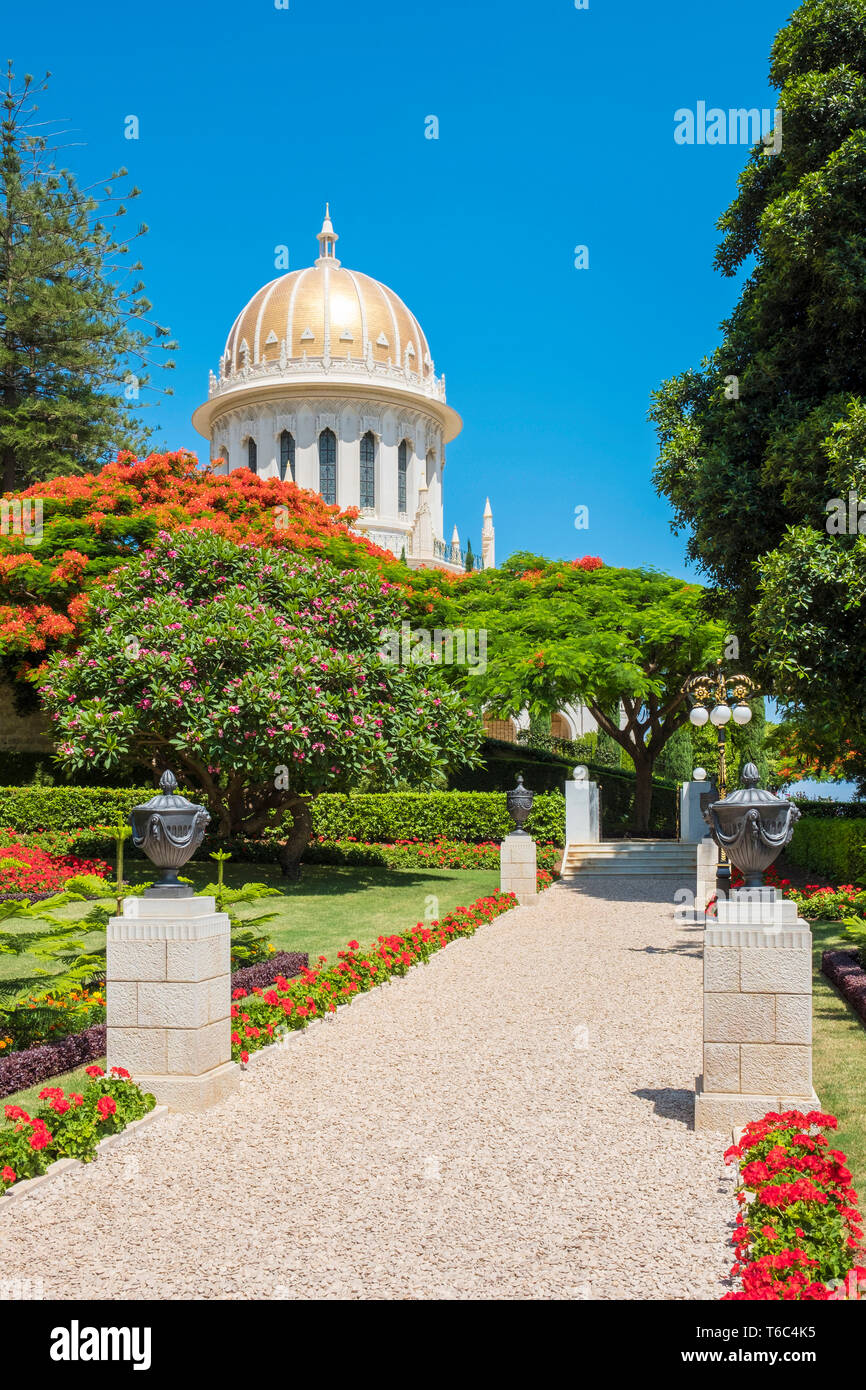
0, 785, 152, 833
0, 786, 568, 847
787, 817, 866, 886
308, 791, 565, 845
0, 774, 678, 847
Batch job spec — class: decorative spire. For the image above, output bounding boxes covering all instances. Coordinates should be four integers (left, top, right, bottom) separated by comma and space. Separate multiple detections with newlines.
481, 498, 495, 570
316, 203, 340, 265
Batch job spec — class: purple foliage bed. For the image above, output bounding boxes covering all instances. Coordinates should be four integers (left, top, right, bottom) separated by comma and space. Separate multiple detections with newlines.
0, 950, 309, 1100
822, 948, 866, 1027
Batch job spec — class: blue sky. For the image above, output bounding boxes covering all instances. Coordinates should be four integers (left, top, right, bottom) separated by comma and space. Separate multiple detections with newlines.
7, 0, 796, 575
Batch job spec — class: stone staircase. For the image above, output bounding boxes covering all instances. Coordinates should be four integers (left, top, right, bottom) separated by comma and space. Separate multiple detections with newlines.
560, 840, 699, 879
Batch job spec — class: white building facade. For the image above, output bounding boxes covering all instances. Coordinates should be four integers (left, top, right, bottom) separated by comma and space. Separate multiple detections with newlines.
192, 209, 492, 573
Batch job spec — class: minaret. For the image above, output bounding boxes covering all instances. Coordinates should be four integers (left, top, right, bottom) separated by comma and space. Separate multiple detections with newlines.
450, 524, 461, 566
315, 203, 340, 266
481, 497, 495, 570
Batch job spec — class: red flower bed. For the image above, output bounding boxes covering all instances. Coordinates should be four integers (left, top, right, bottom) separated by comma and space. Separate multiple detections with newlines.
0, 837, 111, 897
723, 1109, 865, 1300
230, 890, 519, 1063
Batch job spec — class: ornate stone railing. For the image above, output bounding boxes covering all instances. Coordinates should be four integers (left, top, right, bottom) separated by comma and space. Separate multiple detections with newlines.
208, 354, 447, 403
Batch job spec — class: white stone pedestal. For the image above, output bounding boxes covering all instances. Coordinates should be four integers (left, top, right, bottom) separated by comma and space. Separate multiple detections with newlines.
500, 833, 537, 905
695, 888, 818, 1131
107, 895, 240, 1111
565, 778, 599, 846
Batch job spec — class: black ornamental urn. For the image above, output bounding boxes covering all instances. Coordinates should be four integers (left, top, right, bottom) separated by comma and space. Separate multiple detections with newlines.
130, 770, 211, 897
703, 762, 800, 889
506, 773, 535, 836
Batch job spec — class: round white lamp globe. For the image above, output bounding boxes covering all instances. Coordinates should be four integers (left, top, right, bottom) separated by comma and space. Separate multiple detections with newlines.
732, 703, 753, 725
573, 765, 589, 782
689, 706, 709, 727
692, 767, 707, 781
710, 704, 732, 727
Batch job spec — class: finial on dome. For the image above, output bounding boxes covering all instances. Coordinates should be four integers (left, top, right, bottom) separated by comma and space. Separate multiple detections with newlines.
316, 203, 340, 265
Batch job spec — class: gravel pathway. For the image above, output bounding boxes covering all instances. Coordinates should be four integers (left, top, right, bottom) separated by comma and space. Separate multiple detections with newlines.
0, 878, 733, 1300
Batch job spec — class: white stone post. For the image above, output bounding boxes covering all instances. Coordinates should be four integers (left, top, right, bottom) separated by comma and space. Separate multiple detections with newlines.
680, 780, 713, 843
695, 888, 818, 1131
565, 776, 599, 845
107, 895, 240, 1111
500, 834, 537, 906
695, 837, 720, 911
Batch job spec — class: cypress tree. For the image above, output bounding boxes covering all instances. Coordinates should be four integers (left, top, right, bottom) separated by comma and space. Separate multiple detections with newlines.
0, 64, 175, 490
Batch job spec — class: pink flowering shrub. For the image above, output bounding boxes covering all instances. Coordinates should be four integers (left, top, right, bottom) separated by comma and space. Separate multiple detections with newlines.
37, 531, 482, 846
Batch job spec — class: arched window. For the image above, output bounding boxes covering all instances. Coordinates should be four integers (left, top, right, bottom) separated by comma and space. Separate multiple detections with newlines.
279, 430, 295, 483
216, 448, 229, 475
319, 428, 337, 504
360, 431, 375, 510
247, 437, 257, 472
397, 439, 408, 514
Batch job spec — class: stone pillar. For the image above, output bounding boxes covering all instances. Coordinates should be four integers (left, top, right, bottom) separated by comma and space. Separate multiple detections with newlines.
107, 895, 240, 1111
695, 888, 818, 1131
680, 780, 712, 843
565, 777, 599, 845
500, 833, 537, 905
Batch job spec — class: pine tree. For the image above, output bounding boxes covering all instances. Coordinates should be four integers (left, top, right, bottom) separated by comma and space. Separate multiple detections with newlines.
0, 65, 175, 491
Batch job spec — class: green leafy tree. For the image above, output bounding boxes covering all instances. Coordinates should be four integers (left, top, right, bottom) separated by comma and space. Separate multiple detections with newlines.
650, 0, 866, 783
0, 65, 175, 490
37, 531, 482, 872
445, 555, 725, 832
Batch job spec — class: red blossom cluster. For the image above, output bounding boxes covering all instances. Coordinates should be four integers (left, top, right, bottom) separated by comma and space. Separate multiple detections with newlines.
0, 836, 111, 896
723, 1110, 865, 1300
1, 1066, 144, 1192
0, 449, 391, 662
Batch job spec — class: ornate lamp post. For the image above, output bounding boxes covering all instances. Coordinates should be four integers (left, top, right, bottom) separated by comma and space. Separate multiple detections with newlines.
683, 665, 759, 893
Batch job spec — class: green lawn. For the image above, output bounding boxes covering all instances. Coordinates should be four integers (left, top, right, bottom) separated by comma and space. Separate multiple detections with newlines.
0, 862, 500, 986
810, 919, 866, 1203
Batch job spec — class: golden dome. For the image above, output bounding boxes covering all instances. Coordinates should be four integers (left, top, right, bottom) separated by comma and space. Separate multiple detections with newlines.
222, 209, 434, 379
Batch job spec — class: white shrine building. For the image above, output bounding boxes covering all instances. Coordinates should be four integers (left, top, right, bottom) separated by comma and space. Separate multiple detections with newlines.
191, 206, 602, 744
192, 207, 493, 575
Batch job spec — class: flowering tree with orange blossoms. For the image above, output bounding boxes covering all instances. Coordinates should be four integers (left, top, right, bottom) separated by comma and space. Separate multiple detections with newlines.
0, 450, 393, 681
